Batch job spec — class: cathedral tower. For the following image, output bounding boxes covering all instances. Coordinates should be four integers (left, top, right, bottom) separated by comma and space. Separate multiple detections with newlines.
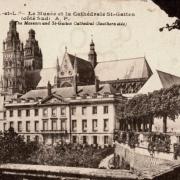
2, 20, 25, 94
54, 56, 60, 88
88, 37, 97, 68
24, 29, 42, 71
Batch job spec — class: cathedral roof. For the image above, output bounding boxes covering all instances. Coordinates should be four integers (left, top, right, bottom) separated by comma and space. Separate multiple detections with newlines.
67, 53, 94, 74
95, 57, 152, 82
25, 53, 95, 89
21, 84, 116, 100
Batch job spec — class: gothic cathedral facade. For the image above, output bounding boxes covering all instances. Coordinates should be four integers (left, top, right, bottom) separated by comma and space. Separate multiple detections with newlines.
2, 20, 43, 95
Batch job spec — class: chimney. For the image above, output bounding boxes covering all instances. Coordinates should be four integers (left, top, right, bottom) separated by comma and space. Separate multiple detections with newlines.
95, 76, 99, 92
47, 81, 52, 96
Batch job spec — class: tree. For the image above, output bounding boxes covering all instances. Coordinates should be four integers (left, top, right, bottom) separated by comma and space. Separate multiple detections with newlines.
28, 143, 114, 168
152, 0, 180, 31
0, 127, 38, 163
117, 84, 180, 133
150, 85, 180, 132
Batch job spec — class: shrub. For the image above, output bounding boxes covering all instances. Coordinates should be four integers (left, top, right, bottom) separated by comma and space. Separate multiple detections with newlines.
28, 143, 114, 168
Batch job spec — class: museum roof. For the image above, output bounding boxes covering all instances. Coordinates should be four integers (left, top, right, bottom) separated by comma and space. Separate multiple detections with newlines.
20, 84, 117, 100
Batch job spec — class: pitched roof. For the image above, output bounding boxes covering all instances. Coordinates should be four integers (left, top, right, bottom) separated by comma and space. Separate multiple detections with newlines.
35, 54, 94, 88
95, 57, 152, 81
138, 70, 180, 94
157, 70, 180, 88
68, 53, 93, 72
21, 84, 116, 100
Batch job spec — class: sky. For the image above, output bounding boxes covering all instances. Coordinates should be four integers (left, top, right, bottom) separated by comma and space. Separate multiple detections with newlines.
0, 0, 180, 77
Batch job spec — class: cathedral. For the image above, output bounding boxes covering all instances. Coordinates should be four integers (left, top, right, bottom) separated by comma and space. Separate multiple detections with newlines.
0, 20, 153, 97
1, 20, 180, 145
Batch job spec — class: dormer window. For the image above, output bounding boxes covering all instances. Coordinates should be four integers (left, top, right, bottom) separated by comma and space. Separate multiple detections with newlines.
43, 108, 48, 117
51, 107, 57, 117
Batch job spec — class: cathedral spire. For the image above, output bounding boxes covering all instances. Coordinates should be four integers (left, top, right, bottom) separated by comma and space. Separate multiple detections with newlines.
9, 20, 17, 31
88, 35, 97, 68
73, 54, 78, 95
74, 54, 78, 74
56, 56, 60, 73
3, 20, 24, 94
54, 56, 60, 88
28, 29, 35, 39
90, 34, 95, 49
24, 28, 42, 71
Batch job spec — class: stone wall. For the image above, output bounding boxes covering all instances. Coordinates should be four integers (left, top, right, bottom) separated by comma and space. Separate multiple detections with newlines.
115, 143, 168, 170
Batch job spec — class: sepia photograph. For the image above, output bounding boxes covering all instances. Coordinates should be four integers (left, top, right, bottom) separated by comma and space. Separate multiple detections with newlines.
0, 0, 180, 179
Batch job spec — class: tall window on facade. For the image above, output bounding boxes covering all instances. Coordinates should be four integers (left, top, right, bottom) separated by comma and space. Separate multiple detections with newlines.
27, 135, 30, 143
26, 121, 30, 132
18, 110, 21, 117
82, 107, 86, 115
92, 106, 97, 114
3, 123, 7, 131
72, 136, 77, 143
18, 121, 22, 132
82, 119, 87, 132
10, 121, 14, 128
61, 119, 66, 131
26, 109, 30, 116
71, 107, 76, 115
104, 119, 109, 131
52, 120, 57, 130
72, 120, 77, 132
34, 121, 39, 132
103, 106, 108, 114
4, 111, 6, 119
61, 107, 66, 116
34, 109, 39, 116
43, 136, 47, 144
93, 136, 97, 144
51, 107, 57, 117
43, 108, 48, 117
83, 136, 87, 144
92, 119, 98, 131
52, 135, 56, 145
43, 120, 48, 131
104, 136, 109, 145
35, 135, 39, 143
9, 110, 13, 117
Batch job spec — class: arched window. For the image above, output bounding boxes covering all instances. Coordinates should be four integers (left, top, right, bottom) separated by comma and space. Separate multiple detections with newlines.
61, 82, 72, 87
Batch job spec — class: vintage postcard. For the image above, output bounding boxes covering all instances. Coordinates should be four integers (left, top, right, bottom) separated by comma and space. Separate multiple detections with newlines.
0, 0, 180, 179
